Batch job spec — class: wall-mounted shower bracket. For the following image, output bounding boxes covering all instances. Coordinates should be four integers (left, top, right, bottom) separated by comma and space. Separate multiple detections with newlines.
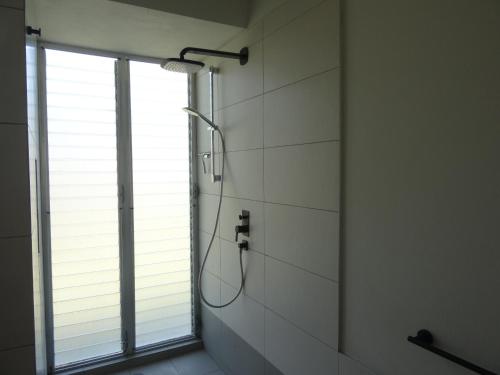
209, 66, 221, 183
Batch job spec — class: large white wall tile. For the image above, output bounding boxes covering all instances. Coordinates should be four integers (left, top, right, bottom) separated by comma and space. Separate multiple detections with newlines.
265, 309, 338, 375
199, 231, 221, 277
219, 196, 264, 253
339, 354, 376, 375
0, 345, 36, 375
221, 283, 265, 356
221, 239, 265, 304
217, 42, 263, 109
220, 20, 263, 52
0, 7, 26, 124
264, 141, 340, 210
265, 203, 339, 280
217, 96, 263, 152
266, 257, 338, 348
0, 237, 34, 351
223, 149, 264, 201
263, 0, 324, 37
200, 271, 221, 318
264, 69, 340, 147
198, 193, 219, 234
263, 0, 339, 91
195, 72, 211, 117
0, 125, 31, 237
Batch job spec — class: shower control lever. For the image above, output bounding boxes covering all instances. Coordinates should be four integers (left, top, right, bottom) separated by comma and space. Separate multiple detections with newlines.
235, 225, 249, 242
234, 210, 250, 242
238, 240, 248, 251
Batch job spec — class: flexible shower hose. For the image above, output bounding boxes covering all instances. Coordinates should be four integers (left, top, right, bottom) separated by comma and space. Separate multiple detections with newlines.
198, 128, 245, 308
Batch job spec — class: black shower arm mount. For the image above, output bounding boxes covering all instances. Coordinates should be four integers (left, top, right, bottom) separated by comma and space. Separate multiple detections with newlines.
180, 46, 249, 65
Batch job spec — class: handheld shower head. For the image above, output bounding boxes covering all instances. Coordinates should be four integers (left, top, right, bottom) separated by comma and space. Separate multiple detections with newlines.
182, 107, 218, 130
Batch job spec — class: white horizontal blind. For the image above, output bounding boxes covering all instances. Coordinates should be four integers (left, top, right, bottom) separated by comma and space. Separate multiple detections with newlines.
129, 61, 192, 347
45, 49, 122, 366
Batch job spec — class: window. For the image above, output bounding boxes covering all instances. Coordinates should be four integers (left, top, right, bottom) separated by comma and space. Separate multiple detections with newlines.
41, 48, 193, 370
130, 62, 192, 347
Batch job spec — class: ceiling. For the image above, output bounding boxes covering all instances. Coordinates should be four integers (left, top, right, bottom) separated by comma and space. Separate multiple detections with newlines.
110, 0, 249, 27
26, 0, 243, 60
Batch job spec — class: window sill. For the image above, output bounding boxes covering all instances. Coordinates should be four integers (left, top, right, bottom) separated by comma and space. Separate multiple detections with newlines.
56, 337, 203, 375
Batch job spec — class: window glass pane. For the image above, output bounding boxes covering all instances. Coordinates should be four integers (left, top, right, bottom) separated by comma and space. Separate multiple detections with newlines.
45, 49, 121, 366
130, 61, 192, 347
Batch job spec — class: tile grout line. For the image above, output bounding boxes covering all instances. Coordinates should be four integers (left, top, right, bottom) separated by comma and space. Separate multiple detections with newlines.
217, 138, 340, 154
261, 0, 332, 41
200, 229, 340, 285
219, 278, 338, 353
262, 66, 340, 97
261, 13, 268, 364
198, 193, 339, 214
211, 66, 340, 114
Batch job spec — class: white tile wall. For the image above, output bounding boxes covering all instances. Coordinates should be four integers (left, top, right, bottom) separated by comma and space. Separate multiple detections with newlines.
265, 309, 338, 375
263, 0, 340, 92
220, 283, 266, 356
0, 125, 31, 238
200, 271, 221, 319
0, 6, 26, 124
264, 68, 340, 147
265, 203, 339, 280
195, 72, 211, 117
217, 42, 263, 109
0, 237, 35, 351
262, 0, 324, 37
265, 257, 338, 348
217, 95, 263, 152
199, 231, 221, 277
220, 238, 265, 304
223, 149, 264, 201
198, 193, 220, 234
196, 0, 341, 373
264, 141, 340, 210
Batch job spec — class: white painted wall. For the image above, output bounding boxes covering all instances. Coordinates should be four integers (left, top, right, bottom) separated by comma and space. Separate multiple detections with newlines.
342, 0, 500, 374
0, 1, 37, 374
195, 0, 341, 374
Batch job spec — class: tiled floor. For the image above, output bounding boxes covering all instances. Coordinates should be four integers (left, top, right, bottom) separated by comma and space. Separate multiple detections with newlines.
110, 350, 224, 375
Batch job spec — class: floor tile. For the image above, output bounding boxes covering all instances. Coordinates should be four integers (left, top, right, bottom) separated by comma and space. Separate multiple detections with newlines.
171, 350, 220, 375
128, 360, 178, 375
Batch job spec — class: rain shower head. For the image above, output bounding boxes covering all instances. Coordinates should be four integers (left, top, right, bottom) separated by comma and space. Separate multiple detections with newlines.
161, 46, 249, 74
183, 107, 218, 130
161, 58, 205, 74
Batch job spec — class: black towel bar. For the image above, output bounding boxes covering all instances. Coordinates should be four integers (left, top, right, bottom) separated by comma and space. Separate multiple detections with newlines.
407, 330, 497, 375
